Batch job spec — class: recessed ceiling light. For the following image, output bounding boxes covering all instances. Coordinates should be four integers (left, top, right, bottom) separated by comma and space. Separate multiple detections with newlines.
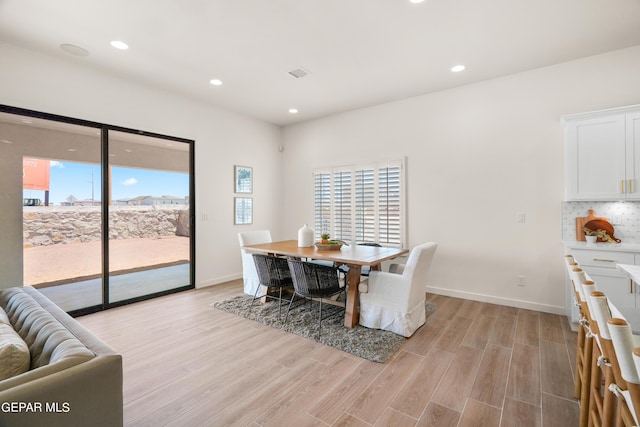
125, 149, 133, 153
409, 0, 425, 3
288, 108, 299, 114
209, 79, 223, 86
67, 148, 78, 152
451, 65, 466, 72
110, 40, 129, 50
1, 139, 13, 144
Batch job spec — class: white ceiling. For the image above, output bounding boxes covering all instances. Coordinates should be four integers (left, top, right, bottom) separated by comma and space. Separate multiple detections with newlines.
1, 0, 640, 126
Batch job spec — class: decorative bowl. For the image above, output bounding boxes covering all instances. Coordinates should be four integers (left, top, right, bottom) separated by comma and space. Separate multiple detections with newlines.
314, 242, 343, 251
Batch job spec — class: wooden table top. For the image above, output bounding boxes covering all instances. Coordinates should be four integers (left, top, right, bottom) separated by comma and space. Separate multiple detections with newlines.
242, 240, 408, 266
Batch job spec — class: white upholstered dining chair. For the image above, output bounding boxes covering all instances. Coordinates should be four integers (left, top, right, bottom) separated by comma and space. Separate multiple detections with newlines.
358, 242, 438, 337
237, 230, 272, 295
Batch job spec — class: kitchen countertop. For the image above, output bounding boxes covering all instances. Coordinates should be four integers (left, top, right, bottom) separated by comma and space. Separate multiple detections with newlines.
615, 264, 640, 333
618, 264, 640, 283
564, 241, 640, 252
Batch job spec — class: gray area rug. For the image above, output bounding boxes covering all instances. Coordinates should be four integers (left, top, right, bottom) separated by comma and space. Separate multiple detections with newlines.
211, 294, 437, 363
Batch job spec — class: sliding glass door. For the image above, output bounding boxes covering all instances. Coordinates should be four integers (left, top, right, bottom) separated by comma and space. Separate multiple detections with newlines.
17, 118, 103, 312
107, 130, 191, 303
0, 106, 194, 315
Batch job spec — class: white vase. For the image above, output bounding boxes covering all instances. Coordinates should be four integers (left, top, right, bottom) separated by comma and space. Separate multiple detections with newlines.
585, 235, 597, 244
298, 224, 314, 247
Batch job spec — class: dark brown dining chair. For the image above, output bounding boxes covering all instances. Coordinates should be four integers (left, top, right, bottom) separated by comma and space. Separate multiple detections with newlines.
248, 254, 294, 318
285, 259, 346, 340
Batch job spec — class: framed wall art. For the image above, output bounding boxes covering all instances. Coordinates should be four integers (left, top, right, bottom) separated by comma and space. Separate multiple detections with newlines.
234, 165, 253, 193
234, 197, 253, 225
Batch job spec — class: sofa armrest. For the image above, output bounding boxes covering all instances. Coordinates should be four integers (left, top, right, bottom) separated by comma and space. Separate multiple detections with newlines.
0, 287, 123, 427
0, 353, 123, 427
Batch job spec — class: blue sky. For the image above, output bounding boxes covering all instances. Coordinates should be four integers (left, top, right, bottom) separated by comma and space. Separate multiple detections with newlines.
23, 160, 189, 205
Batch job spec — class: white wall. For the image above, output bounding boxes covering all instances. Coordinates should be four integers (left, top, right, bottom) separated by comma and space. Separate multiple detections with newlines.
3, 41, 640, 313
0, 43, 283, 289
281, 45, 640, 314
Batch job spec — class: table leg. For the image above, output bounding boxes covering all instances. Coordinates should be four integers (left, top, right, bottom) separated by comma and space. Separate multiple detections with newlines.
345, 265, 362, 328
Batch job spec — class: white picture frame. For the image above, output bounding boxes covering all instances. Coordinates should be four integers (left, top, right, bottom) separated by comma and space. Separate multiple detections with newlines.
234, 197, 253, 225
234, 165, 252, 194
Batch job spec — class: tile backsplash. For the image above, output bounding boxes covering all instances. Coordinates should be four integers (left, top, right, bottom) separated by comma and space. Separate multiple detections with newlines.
562, 201, 640, 243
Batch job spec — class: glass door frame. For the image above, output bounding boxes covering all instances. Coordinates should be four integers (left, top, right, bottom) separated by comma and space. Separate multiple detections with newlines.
1, 104, 196, 316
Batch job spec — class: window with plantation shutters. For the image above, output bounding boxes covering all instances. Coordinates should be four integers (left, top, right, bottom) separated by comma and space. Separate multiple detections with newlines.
313, 160, 404, 247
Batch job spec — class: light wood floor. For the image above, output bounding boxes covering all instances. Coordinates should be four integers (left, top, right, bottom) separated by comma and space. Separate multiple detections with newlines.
77, 280, 579, 427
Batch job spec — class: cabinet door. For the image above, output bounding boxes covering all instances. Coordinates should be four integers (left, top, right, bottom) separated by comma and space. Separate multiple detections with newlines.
589, 273, 635, 310
570, 249, 635, 269
565, 115, 626, 200
626, 112, 640, 200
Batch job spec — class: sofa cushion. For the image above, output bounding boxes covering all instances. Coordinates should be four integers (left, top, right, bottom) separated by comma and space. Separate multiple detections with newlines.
0, 307, 30, 381
0, 288, 94, 369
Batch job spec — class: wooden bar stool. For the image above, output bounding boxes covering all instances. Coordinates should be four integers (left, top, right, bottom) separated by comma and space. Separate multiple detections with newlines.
566, 261, 586, 396
607, 318, 640, 427
587, 291, 617, 427
569, 264, 593, 427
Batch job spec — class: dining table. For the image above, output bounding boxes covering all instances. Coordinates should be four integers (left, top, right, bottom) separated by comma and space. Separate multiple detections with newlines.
242, 240, 409, 328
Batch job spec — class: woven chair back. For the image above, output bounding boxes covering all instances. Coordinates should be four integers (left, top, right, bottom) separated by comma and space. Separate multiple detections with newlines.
287, 259, 342, 298
252, 254, 292, 288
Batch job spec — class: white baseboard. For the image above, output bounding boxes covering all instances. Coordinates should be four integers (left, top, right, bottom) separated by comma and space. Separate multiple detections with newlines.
196, 273, 242, 289
426, 286, 566, 316
196, 279, 568, 316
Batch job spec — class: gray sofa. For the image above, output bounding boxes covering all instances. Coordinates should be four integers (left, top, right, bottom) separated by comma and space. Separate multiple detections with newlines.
0, 286, 123, 427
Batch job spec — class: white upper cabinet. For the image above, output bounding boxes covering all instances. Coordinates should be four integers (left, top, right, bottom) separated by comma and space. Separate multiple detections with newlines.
563, 105, 640, 201
627, 111, 640, 199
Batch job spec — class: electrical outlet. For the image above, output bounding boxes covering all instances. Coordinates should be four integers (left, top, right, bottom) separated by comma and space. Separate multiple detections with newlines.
517, 275, 526, 286
517, 212, 526, 223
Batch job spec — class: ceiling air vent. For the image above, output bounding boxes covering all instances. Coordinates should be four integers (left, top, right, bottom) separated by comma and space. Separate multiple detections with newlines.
288, 67, 310, 79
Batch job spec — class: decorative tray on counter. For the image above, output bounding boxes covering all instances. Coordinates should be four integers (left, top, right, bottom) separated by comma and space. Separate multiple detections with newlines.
576, 209, 621, 243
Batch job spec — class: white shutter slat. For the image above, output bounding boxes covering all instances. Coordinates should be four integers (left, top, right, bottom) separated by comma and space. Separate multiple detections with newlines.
378, 166, 401, 245
334, 170, 352, 241
314, 172, 331, 241
355, 168, 376, 243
